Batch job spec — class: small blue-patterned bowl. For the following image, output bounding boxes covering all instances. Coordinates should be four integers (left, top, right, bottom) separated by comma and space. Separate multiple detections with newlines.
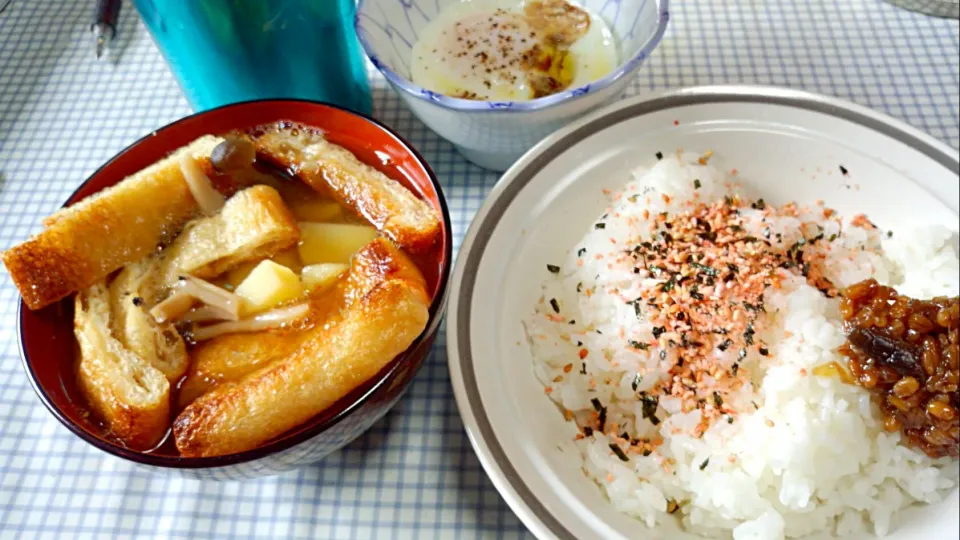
356, 0, 670, 171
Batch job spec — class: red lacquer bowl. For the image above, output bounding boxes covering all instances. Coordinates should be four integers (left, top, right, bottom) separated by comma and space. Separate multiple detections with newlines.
17, 100, 452, 479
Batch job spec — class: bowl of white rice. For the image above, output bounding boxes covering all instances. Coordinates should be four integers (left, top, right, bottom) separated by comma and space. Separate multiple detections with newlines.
447, 86, 959, 540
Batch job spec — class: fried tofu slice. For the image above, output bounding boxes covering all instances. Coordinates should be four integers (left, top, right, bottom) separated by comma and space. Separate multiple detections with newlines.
3, 135, 224, 310
157, 184, 300, 287
172, 246, 430, 458
75, 282, 170, 450
108, 259, 189, 383
177, 237, 425, 409
253, 123, 441, 253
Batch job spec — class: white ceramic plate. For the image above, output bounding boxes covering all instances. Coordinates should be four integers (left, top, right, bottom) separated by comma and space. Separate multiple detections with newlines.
447, 86, 960, 540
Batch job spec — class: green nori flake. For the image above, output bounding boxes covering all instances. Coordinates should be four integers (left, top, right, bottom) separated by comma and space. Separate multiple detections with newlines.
718, 339, 732, 352
829, 233, 838, 242
577, 247, 587, 257
744, 324, 755, 345
690, 290, 705, 301
549, 298, 560, 313
642, 449, 653, 457
628, 340, 645, 350
659, 350, 667, 361
691, 262, 719, 277
731, 363, 739, 376
655, 151, 664, 160
580, 363, 587, 374
595, 222, 606, 229
758, 346, 769, 356
631, 373, 643, 391
699, 458, 710, 470
610, 444, 630, 462
591, 398, 603, 411
660, 276, 677, 292
694, 179, 702, 189
713, 391, 723, 408
583, 426, 593, 436
576, 341, 583, 347
887, 231, 893, 238
754, 199, 767, 210
738, 348, 748, 361
727, 416, 735, 424
577, 281, 583, 293
839, 165, 848, 176
751, 401, 760, 410
547, 264, 561, 273
727, 263, 740, 273
639, 393, 660, 425
652, 326, 666, 339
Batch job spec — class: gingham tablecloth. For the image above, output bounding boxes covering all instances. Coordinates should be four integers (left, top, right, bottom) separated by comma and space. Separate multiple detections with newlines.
0, 1, 957, 538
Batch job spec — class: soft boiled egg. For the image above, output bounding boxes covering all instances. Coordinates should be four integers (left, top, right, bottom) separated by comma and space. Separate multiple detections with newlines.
410, 0, 618, 102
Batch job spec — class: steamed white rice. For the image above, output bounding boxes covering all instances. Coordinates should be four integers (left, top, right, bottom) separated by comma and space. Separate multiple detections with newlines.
525, 151, 959, 539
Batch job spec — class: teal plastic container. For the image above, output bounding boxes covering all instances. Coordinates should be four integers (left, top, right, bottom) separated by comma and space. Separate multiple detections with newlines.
133, 0, 372, 114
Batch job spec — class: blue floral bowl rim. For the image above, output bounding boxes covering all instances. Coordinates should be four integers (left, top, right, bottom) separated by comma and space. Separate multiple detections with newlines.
355, 0, 671, 112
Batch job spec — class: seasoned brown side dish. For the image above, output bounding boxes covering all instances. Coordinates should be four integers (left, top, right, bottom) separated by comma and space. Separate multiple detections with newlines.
839, 279, 959, 458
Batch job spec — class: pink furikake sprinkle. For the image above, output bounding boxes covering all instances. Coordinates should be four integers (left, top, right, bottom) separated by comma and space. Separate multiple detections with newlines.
565, 192, 853, 434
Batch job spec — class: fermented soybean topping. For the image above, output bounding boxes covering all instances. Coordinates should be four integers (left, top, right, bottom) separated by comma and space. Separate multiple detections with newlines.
838, 278, 959, 458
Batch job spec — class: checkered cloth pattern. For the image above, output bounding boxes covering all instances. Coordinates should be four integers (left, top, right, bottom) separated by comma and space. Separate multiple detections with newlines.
0, 1, 957, 538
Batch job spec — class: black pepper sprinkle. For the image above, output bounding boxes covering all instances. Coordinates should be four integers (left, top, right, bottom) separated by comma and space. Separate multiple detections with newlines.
577, 282, 583, 293
547, 264, 561, 273
577, 247, 586, 257
132, 297, 143, 306
758, 347, 769, 356
699, 458, 710, 470
655, 151, 663, 160
694, 179, 702, 189
549, 298, 560, 313
583, 426, 593, 436
839, 165, 849, 176
610, 444, 630, 462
